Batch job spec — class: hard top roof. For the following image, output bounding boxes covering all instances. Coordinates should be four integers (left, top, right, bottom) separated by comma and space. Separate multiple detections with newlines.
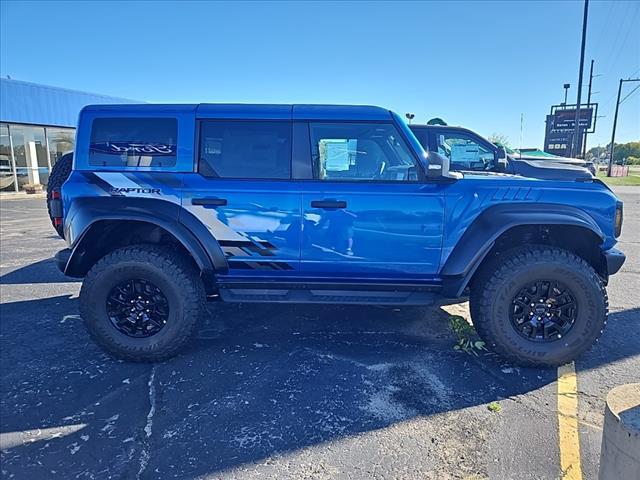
80, 103, 393, 121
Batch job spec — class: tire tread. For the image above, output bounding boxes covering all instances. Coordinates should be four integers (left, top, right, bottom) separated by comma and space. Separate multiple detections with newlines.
79, 244, 206, 362
470, 245, 608, 367
46, 153, 73, 238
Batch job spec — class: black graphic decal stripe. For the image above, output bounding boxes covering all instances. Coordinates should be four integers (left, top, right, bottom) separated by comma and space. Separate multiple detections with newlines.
228, 260, 294, 271
81, 172, 120, 196
219, 239, 278, 258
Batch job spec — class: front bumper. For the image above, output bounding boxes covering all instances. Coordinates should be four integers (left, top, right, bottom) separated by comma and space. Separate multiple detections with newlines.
55, 248, 71, 274
603, 247, 626, 276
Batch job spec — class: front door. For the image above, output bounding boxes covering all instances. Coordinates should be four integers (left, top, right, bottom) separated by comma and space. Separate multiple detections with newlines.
182, 119, 301, 275
300, 121, 445, 280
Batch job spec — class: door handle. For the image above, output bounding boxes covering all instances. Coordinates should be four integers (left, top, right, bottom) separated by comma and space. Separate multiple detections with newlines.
192, 197, 227, 207
311, 200, 347, 209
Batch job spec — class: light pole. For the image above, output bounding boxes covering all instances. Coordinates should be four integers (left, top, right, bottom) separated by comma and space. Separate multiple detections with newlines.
405, 113, 415, 124
563, 83, 570, 105
571, 0, 589, 158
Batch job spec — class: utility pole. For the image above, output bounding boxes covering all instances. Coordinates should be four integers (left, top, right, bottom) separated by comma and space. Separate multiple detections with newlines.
582, 59, 594, 158
572, 0, 589, 158
608, 78, 640, 176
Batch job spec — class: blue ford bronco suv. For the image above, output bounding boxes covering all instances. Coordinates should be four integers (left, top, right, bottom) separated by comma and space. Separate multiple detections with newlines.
49, 104, 625, 366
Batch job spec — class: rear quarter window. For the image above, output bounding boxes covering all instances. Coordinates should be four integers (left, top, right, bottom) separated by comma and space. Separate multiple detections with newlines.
89, 117, 177, 167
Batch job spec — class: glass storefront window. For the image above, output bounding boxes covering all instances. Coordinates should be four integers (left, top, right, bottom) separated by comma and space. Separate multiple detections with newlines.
0, 123, 16, 192
0, 124, 76, 193
47, 127, 75, 166
9, 125, 49, 188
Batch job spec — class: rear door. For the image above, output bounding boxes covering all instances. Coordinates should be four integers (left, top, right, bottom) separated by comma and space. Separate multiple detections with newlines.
296, 120, 445, 280
182, 106, 302, 275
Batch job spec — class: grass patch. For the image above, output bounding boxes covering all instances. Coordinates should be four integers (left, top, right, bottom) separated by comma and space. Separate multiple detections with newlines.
448, 315, 486, 356
596, 171, 640, 186
487, 402, 502, 413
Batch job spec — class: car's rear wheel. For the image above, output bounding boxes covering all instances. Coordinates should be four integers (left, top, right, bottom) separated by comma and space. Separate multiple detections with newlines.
470, 245, 608, 367
46, 153, 73, 238
79, 244, 206, 362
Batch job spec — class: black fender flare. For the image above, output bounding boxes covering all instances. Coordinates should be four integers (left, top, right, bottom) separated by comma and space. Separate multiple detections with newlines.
63, 197, 228, 279
440, 203, 605, 297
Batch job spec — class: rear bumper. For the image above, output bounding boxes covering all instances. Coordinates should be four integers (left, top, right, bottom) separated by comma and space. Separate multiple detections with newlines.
55, 248, 72, 274
603, 247, 626, 276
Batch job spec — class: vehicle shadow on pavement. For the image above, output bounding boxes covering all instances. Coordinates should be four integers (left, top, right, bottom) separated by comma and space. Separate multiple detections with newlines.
0, 258, 81, 285
1, 294, 638, 478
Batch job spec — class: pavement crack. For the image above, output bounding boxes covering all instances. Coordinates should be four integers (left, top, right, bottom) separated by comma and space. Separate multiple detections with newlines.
136, 365, 157, 480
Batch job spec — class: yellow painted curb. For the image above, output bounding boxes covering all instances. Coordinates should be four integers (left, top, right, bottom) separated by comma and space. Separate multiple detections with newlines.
558, 362, 582, 480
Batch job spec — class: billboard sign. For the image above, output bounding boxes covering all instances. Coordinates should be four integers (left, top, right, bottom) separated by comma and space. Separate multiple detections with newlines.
550, 104, 597, 132
544, 114, 584, 157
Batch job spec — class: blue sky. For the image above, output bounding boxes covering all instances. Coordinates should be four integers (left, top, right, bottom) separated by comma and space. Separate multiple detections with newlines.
1, 0, 638, 149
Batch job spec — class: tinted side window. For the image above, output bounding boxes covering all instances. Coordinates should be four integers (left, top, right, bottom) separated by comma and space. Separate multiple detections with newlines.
89, 118, 177, 167
310, 123, 418, 182
199, 121, 292, 179
436, 132, 495, 171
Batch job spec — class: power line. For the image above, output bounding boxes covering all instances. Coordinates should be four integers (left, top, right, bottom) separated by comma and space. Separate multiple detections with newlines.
604, 2, 637, 68
604, 6, 640, 74
619, 84, 640, 105
600, 66, 640, 114
590, 0, 615, 57
607, 77, 640, 176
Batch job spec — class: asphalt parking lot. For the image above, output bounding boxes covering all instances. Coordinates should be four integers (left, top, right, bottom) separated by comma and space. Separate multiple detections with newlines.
1, 188, 638, 480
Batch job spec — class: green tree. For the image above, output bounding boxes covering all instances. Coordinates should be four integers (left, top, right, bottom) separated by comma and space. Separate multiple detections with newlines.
586, 141, 639, 164
488, 133, 510, 147
426, 117, 447, 126
586, 145, 607, 162
614, 141, 640, 164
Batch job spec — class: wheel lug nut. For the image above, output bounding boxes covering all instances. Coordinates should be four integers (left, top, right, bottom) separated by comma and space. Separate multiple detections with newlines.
530, 303, 535, 307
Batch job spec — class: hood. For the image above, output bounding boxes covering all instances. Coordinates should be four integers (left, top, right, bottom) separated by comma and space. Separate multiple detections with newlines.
514, 154, 592, 166
508, 157, 593, 181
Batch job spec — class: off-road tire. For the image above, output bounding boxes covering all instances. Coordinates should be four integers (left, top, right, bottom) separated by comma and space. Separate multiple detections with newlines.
469, 245, 608, 367
79, 244, 207, 362
46, 153, 73, 238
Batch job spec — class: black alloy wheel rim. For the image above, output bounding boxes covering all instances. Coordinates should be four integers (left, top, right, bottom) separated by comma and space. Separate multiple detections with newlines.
509, 280, 578, 342
106, 279, 169, 338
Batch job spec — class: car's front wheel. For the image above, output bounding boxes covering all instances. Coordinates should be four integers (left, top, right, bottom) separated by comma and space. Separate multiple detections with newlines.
470, 245, 608, 367
79, 244, 206, 362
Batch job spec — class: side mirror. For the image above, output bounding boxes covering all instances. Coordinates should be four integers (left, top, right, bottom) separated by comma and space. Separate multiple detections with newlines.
425, 151, 462, 180
495, 146, 508, 171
